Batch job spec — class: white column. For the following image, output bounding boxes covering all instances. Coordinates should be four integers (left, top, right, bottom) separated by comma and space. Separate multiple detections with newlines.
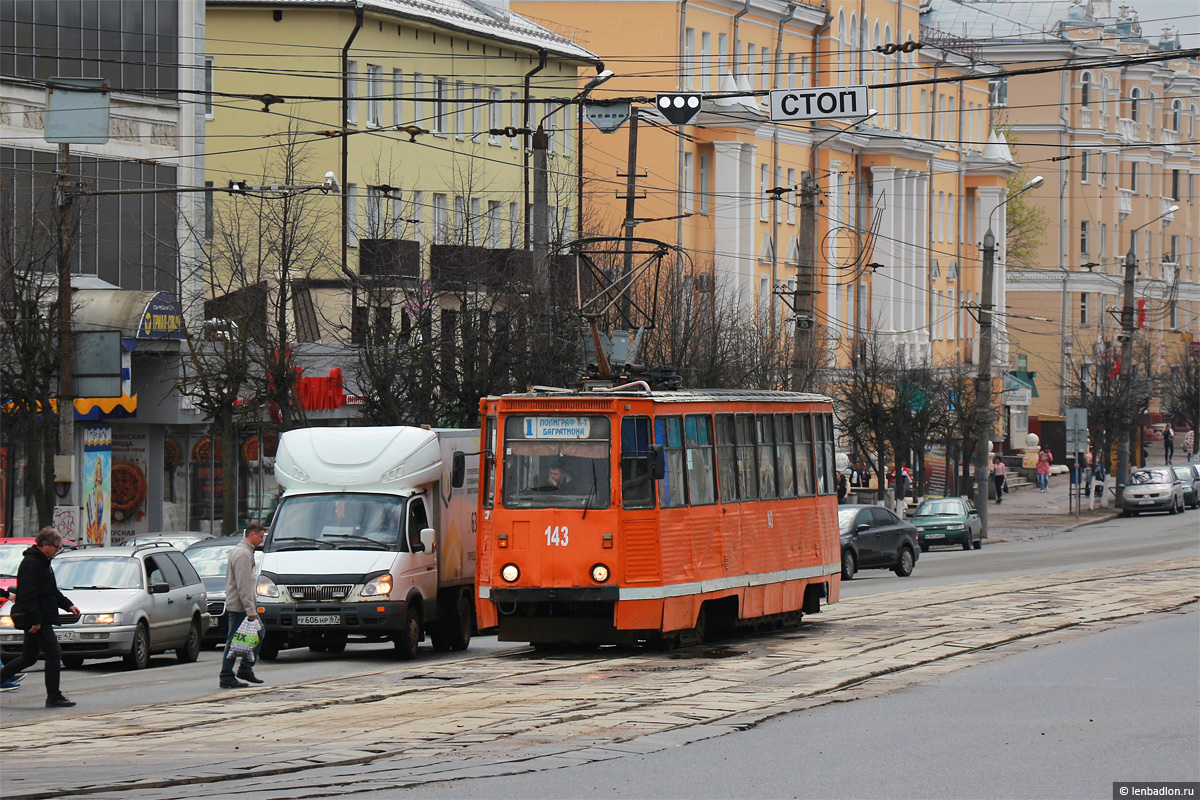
870, 166, 897, 333
913, 171, 930, 357
713, 140, 755, 310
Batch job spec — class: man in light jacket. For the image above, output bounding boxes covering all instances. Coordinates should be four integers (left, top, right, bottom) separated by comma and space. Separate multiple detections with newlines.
218, 523, 266, 688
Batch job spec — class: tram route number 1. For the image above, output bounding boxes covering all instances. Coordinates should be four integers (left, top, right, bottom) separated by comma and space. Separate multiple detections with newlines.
544, 525, 570, 546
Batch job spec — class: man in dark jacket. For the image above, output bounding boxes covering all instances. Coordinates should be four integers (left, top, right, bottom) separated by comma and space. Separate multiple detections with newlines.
0, 527, 81, 707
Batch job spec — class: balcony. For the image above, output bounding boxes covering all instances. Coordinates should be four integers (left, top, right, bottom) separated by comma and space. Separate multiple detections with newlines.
359, 239, 420, 279
1118, 117, 1138, 143
1117, 188, 1133, 223
1161, 197, 1177, 224
1160, 128, 1179, 152
1080, 108, 1092, 129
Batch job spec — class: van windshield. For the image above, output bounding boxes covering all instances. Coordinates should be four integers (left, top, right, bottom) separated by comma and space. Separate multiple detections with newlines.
267, 494, 405, 551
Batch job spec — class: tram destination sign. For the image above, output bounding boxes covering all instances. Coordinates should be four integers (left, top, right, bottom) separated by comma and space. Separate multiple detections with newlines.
525, 416, 591, 439
769, 86, 870, 122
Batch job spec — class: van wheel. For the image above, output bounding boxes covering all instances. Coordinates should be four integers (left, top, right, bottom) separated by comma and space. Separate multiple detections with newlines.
443, 591, 473, 652
394, 607, 421, 660
259, 638, 281, 661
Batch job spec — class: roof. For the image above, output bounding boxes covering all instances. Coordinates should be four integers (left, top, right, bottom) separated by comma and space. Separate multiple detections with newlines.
209, 0, 600, 64
923, 0, 1080, 44
493, 388, 834, 404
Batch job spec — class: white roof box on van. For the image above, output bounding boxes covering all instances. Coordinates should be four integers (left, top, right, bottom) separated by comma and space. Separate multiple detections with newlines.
274, 427, 443, 494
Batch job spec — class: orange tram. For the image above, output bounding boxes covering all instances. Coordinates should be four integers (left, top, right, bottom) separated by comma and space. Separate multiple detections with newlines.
473, 386, 842, 647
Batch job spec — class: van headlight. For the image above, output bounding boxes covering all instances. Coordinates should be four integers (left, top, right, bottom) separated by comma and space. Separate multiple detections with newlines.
257, 575, 280, 598
501, 563, 520, 583
0, 616, 12, 629
591, 564, 610, 583
81, 613, 120, 625
362, 574, 392, 597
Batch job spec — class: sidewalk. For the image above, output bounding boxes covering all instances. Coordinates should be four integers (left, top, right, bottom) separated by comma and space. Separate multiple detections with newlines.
983, 476, 1120, 542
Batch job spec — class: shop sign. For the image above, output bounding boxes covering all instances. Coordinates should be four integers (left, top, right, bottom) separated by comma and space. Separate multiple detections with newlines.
136, 292, 185, 339
298, 367, 346, 410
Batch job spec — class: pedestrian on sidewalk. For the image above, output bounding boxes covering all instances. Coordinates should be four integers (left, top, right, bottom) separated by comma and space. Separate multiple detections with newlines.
1037, 447, 1053, 492
991, 456, 1007, 504
218, 523, 267, 689
1184, 429, 1195, 462
0, 585, 22, 691
1092, 459, 1107, 506
1163, 424, 1174, 465
0, 527, 81, 708
837, 472, 850, 504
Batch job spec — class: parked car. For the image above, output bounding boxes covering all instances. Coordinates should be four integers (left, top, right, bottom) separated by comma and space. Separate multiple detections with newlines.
1171, 464, 1200, 509
912, 497, 982, 551
838, 504, 919, 580
0, 543, 210, 669
0, 537, 79, 592
1122, 468, 1186, 516
119, 531, 214, 551
183, 537, 261, 646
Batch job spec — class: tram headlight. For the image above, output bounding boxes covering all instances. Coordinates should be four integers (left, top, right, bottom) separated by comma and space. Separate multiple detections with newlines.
591, 563, 610, 583
501, 563, 520, 583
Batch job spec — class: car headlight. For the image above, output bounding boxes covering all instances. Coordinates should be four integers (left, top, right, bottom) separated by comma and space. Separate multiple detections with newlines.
501, 563, 520, 583
81, 613, 120, 625
362, 574, 392, 597
591, 564, 610, 583
257, 574, 280, 598
916, 526, 926, 532
0, 616, 12, 629
946, 523, 965, 530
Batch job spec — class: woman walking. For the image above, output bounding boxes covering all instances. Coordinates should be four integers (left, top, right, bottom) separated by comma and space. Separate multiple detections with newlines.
1036, 447, 1053, 492
991, 456, 1007, 504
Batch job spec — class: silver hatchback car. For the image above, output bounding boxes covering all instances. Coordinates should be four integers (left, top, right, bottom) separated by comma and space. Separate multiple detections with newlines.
1, 543, 211, 669
1122, 468, 1187, 516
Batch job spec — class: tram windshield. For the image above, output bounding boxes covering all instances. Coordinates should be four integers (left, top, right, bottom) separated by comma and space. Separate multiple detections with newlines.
502, 415, 611, 509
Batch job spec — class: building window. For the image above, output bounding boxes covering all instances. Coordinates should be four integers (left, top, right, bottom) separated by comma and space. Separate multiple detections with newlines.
204, 181, 214, 240
1130, 87, 1141, 122
1080, 72, 1091, 107
346, 184, 358, 247
786, 168, 795, 223
699, 154, 710, 214
392, 69, 404, 126
366, 64, 383, 127
486, 201, 501, 248
701, 31, 712, 90
489, 89, 502, 145
346, 60, 358, 125
510, 92, 521, 150
432, 193, 447, 244
455, 81, 466, 139
433, 78, 448, 135
684, 28, 696, 90
204, 57, 214, 118
760, 164, 768, 221
412, 74, 424, 127
1080, 292, 1090, 325
1130, 162, 1139, 193
365, 187, 382, 239
1081, 150, 1090, 183
683, 152, 694, 213
1080, 220, 1090, 255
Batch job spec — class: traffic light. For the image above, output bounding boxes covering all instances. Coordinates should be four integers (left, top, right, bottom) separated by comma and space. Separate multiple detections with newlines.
655, 93, 702, 125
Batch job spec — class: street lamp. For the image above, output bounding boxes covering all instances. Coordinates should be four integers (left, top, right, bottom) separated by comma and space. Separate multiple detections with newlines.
1114, 203, 1180, 505
531, 69, 614, 281
974, 175, 1043, 538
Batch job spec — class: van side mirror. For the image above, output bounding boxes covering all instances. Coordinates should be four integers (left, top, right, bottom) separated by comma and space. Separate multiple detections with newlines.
451, 451, 466, 488
149, 582, 170, 594
419, 527, 436, 554
650, 444, 666, 480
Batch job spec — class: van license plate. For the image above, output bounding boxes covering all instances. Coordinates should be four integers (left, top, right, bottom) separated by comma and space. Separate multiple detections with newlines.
297, 615, 340, 626
56, 631, 76, 642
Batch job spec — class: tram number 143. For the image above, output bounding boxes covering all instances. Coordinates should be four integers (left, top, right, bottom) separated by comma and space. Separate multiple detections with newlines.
544, 525, 570, 546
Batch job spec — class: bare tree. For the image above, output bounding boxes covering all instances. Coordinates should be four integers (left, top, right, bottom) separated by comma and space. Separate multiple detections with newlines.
0, 168, 62, 527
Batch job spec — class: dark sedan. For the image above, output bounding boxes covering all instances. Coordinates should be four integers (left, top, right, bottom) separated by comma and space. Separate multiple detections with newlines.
838, 504, 919, 580
1172, 464, 1200, 509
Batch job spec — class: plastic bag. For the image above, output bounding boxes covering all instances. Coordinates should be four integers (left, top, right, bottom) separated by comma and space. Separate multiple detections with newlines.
227, 617, 263, 660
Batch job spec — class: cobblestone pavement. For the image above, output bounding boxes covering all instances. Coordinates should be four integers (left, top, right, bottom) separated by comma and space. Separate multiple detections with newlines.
2, 558, 1195, 800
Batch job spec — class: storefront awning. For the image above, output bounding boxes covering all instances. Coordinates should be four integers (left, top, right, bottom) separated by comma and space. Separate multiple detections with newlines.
74, 290, 185, 340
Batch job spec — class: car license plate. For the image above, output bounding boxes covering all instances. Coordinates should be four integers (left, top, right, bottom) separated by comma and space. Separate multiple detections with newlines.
297, 615, 340, 626
925, 533, 945, 539
1138, 499, 1155, 505
56, 630, 76, 642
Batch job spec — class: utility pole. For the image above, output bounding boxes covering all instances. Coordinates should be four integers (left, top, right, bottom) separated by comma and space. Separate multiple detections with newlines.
974, 226, 996, 538
618, 108, 641, 324
532, 125, 550, 290
790, 172, 817, 392
55, 142, 75, 506
1115, 245, 1137, 508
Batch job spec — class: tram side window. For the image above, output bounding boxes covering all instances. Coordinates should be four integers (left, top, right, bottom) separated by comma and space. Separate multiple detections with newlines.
684, 414, 717, 505
822, 414, 837, 493
621, 416, 656, 509
756, 414, 777, 500
482, 416, 497, 509
775, 414, 796, 499
735, 414, 758, 501
795, 413, 815, 497
715, 414, 739, 503
654, 416, 688, 508
813, 412, 829, 494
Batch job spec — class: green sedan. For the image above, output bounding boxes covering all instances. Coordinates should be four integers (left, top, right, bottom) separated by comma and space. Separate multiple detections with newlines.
913, 497, 983, 552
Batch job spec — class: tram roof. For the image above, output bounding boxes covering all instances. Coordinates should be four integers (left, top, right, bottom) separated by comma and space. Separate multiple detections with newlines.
490, 388, 833, 404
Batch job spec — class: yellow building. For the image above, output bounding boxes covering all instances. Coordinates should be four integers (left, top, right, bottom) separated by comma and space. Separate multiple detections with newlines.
925, 0, 1200, 422
515, 0, 1012, 379
205, 0, 601, 341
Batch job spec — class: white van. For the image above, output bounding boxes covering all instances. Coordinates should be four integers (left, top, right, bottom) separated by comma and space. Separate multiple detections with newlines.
256, 426, 479, 659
